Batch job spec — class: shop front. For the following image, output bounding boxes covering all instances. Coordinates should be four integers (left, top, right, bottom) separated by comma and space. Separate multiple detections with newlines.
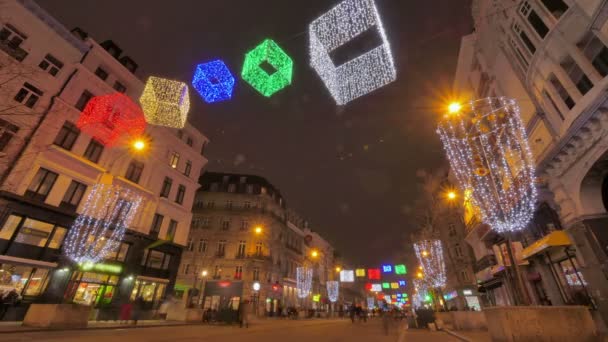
130, 276, 168, 310
64, 262, 123, 307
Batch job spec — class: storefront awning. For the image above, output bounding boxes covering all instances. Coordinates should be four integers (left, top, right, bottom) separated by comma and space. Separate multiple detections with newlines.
0, 255, 57, 269
522, 230, 572, 259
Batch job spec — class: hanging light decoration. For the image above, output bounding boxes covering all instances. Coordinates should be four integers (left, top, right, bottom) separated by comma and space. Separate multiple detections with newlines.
370, 284, 382, 292
296, 267, 313, 298
191, 60, 235, 103
327, 281, 339, 303
309, 0, 396, 105
367, 268, 381, 280
437, 97, 537, 233
241, 39, 293, 97
367, 297, 375, 309
139, 76, 190, 129
339, 270, 355, 282
413, 239, 446, 288
412, 278, 428, 308
394, 264, 407, 275
63, 183, 143, 264
77, 93, 146, 146
355, 268, 366, 277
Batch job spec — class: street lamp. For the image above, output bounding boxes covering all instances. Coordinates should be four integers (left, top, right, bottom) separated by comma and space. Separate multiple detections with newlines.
311, 250, 319, 258
197, 269, 208, 307
335, 266, 341, 273
447, 102, 462, 115
446, 191, 457, 200
132, 139, 146, 151
254, 226, 263, 235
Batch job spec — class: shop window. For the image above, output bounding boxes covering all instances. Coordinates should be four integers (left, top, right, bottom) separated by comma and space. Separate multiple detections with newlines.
13, 218, 54, 247
23, 268, 49, 296
0, 264, 49, 296
60, 180, 87, 211
83, 139, 104, 163
130, 280, 166, 305
0, 215, 21, 240
47, 226, 67, 249
25, 168, 58, 202
69, 271, 118, 306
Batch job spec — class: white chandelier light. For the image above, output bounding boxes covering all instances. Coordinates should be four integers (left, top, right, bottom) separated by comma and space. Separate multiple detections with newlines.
413, 239, 446, 288
309, 0, 396, 105
437, 97, 537, 233
327, 281, 339, 303
367, 297, 375, 309
297, 267, 313, 298
63, 183, 143, 264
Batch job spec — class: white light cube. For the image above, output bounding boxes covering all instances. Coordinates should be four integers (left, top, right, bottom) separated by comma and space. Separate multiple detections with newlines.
340, 269, 355, 282
309, 0, 396, 105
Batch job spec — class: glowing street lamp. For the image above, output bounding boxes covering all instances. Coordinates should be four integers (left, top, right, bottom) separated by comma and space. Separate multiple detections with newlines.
446, 191, 457, 200
447, 102, 462, 114
311, 250, 319, 258
132, 139, 146, 151
335, 266, 342, 273
254, 226, 263, 235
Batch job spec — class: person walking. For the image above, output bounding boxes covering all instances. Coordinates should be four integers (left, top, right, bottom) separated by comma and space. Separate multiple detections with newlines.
132, 296, 144, 325
239, 300, 250, 328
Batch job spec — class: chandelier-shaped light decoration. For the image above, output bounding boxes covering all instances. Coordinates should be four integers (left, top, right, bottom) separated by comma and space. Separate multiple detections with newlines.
296, 267, 313, 298
437, 97, 537, 233
191, 60, 235, 103
242, 39, 293, 97
139, 76, 190, 129
77, 93, 146, 146
339, 270, 355, 282
414, 239, 446, 288
327, 281, 339, 303
309, 0, 396, 105
63, 183, 143, 264
412, 278, 428, 308
367, 297, 375, 309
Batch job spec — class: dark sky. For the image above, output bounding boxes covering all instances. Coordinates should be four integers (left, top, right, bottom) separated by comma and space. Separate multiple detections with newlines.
37, 0, 473, 266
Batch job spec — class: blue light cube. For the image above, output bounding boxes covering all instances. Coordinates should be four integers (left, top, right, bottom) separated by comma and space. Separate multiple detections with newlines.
191, 60, 235, 103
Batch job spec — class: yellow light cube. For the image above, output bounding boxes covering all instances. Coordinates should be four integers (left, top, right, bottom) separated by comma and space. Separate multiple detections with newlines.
139, 76, 190, 128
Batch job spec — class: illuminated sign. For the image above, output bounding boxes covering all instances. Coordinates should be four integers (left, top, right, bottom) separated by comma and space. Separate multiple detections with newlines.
218, 281, 231, 288
340, 270, 355, 282
79, 262, 122, 274
395, 264, 407, 274
463, 289, 473, 296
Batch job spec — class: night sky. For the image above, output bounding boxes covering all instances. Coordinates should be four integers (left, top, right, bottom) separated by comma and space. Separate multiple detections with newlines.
37, 0, 473, 266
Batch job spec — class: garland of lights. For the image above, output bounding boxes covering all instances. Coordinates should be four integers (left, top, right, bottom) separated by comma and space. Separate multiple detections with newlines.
63, 183, 143, 264
414, 239, 446, 288
192, 60, 235, 103
242, 39, 293, 97
367, 297, 375, 309
77, 93, 146, 146
296, 267, 313, 298
327, 281, 339, 303
412, 278, 428, 308
309, 0, 396, 105
139, 76, 190, 129
437, 97, 537, 233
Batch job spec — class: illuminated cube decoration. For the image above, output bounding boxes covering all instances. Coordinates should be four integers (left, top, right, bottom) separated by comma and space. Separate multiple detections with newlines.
340, 270, 355, 282
365, 283, 372, 291
382, 265, 392, 273
241, 39, 293, 97
355, 268, 366, 277
390, 282, 399, 289
398, 280, 406, 287
370, 284, 382, 292
309, 0, 396, 105
191, 60, 235, 103
395, 264, 407, 275
368, 268, 381, 280
382, 282, 389, 289
139, 76, 190, 129
77, 93, 146, 146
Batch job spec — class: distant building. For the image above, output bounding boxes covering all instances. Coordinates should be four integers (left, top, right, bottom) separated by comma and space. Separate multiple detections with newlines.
0, 0, 208, 320
454, 0, 608, 324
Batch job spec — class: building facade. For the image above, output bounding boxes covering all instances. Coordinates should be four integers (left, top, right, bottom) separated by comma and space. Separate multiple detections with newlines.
0, 0, 208, 320
454, 0, 608, 324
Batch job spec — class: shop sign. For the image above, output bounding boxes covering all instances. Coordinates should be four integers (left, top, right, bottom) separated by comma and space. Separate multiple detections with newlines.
79, 262, 122, 274
443, 290, 458, 300
462, 289, 473, 296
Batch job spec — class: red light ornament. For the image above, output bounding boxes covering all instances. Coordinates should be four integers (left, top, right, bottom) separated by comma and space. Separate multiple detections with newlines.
368, 268, 381, 280
77, 93, 146, 146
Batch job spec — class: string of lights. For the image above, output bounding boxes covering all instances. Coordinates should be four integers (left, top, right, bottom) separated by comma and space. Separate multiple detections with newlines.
192, 60, 235, 103
63, 183, 143, 264
309, 0, 396, 105
242, 39, 293, 97
327, 281, 339, 302
139, 76, 190, 129
296, 266, 313, 298
437, 97, 537, 233
413, 239, 446, 288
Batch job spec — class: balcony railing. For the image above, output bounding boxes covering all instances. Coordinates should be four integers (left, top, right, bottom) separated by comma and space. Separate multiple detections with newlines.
0, 40, 28, 62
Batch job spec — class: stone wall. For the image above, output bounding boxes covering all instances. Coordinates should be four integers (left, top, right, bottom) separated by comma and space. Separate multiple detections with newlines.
484, 306, 598, 342
452, 311, 487, 330
23, 304, 91, 328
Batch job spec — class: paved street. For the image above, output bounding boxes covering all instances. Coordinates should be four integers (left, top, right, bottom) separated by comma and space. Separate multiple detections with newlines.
0, 319, 460, 342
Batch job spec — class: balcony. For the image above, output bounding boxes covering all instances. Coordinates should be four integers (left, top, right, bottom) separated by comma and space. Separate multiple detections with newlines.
0, 40, 28, 62
216, 251, 225, 258
474, 254, 497, 273
248, 253, 271, 261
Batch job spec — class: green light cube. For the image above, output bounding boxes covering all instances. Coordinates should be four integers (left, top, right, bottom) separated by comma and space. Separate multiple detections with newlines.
395, 264, 407, 275
382, 282, 390, 289
242, 39, 293, 97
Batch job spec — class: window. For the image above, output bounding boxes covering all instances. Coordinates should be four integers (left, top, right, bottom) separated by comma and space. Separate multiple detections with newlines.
580, 33, 608, 78
166, 220, 178, 241
184, 264, 190, 275
460, 270, 469, 282
75, 90, 94, 111
201, 217, 211, 228
60, 180, 87, 210
14, 218, 54, 247
125, 160, 144, 183
237, 240, 246, 257
107, 242, 130, 261
177, 130, 183, 139
113, 81, 126, 93
509, 37, 529, 70
0, 264, 48, 297
214, 265, 222, 278
235, 266, 243, 280
455, 244, 463, 257
520, 2, 549, 39
200, 141, 207, 156
83, 139, 104, 163
255, 242, 263, 255
221, 219, 230, 231
240, 220, 249, 231
247, 185, 254, 194
210, 183, 219, 191
0, 119, 19, 152
198, 239, 207, 253
169, 152, 180, 169
141, 249, 171, 270
38, 54, 63, 76
244, 202, 251, 209
150, 213, 164, 236
540, 0, 568, 19
549, 74, 575, 109
14, 82, 43, 108
184, 160, 192, 177
226, 200, 233, 209
186, 137, 193, 146
561, 56, 593, 95
160, 177, 172, 198
0, 215, 20, 240
175, 185, 186, 204
543, 90, 565, 120
253, 267, 260, 281
448, 223, 457, 237
217, 240, 226, 257
0, 24, 27, 48
25, 168, 58, 201
53, 121, 80, 150
228, 184, 236, 193
187, 238, 194, 251
207, 201, 215, 209
95, 67, 108, 80
513, 22, 536, 54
